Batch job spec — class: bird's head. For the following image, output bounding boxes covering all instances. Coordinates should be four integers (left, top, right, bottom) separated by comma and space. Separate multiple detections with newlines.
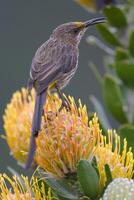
51, 17, 106, 45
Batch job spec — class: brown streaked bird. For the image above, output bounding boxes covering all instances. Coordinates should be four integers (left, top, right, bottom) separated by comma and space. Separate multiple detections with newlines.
26, 17, 106, 169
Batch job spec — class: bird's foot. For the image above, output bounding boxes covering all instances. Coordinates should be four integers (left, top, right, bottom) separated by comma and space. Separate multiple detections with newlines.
59, 98, 70, 112
56, 86, 71, 112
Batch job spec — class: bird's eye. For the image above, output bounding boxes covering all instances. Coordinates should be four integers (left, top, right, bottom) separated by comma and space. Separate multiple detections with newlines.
73, 29, 79, 34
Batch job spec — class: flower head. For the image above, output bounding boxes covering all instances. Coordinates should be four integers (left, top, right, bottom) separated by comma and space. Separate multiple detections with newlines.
73, 0, 117, 12
102, 178, 134, 200
3, 88, 100, 173
93, 130, 134, 190
0, 173, 52, 200
73, 0, 96, 12
3, 88, 35, 164
35, 95, 100, 178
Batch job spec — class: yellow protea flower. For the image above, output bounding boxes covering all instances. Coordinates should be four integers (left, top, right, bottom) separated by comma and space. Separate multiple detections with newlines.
3, 87, 100, 173
93, 130, 134, 191
73, 0, 117, 12
0, 173, 52, 200
35, 95, 100, 178
73, 0, 96, 11
3, 88, 35, 164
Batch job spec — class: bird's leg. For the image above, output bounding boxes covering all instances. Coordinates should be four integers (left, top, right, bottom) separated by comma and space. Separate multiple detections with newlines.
56, 86, 70, 111
23, 88, 31, 103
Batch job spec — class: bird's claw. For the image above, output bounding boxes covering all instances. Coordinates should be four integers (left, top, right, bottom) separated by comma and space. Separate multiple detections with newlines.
59, 98, 71, 112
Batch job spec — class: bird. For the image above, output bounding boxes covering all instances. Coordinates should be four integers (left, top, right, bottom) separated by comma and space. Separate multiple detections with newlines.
26, 17, 106, 169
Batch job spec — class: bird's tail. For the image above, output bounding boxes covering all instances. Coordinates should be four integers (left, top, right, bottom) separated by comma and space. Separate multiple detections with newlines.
25, 89, 47, 169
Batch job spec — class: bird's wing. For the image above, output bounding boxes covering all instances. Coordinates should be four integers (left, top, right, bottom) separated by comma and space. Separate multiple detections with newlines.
29, 40, 77, 94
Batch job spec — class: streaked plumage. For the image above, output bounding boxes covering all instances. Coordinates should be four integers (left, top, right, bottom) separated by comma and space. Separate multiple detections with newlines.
29, 38, 78, 94
26, 17, 106, 169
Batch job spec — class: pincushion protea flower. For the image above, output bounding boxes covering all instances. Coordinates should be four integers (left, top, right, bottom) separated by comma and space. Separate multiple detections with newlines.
3, 88, 35, 164
73, 0, 96, 11
0, 173, 52, 200
93, 130, 134, 191
3, 87, 100, 172
73, 0, 117, 12
101, 178, 134, 200
35, 95, 100, 178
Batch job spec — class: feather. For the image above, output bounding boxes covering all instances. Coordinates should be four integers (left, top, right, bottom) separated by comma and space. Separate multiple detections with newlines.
25, 90, 47, 169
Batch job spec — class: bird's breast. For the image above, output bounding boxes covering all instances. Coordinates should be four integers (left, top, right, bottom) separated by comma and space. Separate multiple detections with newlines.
56, 60, 78, 90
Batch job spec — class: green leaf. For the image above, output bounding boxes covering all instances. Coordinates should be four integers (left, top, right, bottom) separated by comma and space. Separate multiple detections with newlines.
119, 124, 134, 152
91, 156, 100, 179
97, 24, 121, 46
90, 95, 111, 132
104, 164, 113, 186
45, 178, 78, 200
103, 6, 127, 28
115, 60, 134, 87
129, 31, 134, 57
103, 75, 127, 123
115, 48, 129, 61
77, 160, 100, 199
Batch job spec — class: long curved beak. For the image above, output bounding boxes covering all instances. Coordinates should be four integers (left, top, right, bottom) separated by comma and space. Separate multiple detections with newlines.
84, 17, 107, 27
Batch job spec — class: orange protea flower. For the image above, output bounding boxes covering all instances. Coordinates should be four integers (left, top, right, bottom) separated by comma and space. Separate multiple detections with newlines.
3, 88, 35, 164
35, 95, 100, 178
0, 173, 52, 200
3, 87, 100, 171
73, 0, 117, 12
73, 0, 96, 12
93, 130, 134, 191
